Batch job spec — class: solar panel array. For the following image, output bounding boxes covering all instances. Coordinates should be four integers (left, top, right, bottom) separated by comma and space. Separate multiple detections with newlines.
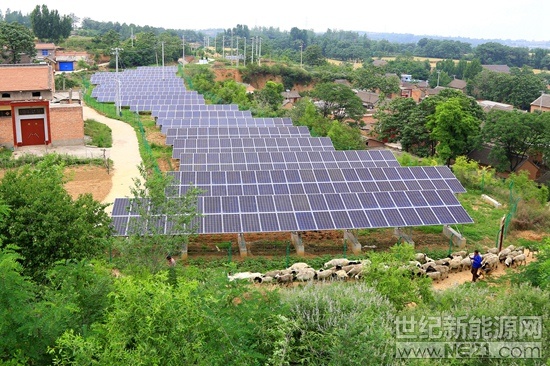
172, 137, 335, 155
100, 66, 473, 236
165, 126, 312, 145
159, 118, 294, 132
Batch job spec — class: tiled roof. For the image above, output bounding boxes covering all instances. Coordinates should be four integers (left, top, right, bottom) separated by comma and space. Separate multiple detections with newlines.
281, 90, 301, 99
355, 90, 380, 105
482, 65, 511, 73
35, 43, 56, 50
448, 79, 467, 89
477, 100, 514, 112
0, 65, 52, 92
530, 93, 550, 108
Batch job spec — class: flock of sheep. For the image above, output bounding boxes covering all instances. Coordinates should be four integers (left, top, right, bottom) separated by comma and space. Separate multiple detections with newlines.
227, 244, 530, 285
227, 258, 372, 284
408, 244, 529, 282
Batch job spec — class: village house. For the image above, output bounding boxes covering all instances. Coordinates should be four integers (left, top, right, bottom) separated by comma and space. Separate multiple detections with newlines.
467, 144, 542, 181
529, 93, 550, 113
0, 64, 84, 148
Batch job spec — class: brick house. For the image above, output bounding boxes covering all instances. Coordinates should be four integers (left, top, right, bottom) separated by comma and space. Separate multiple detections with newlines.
529, 93, 550, 113
35, 43, 57, 61
467, 144, 541, 181
0, 64, 84, 148
448, 78, 467, 93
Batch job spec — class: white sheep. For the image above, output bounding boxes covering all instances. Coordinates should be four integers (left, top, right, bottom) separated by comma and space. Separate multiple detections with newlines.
414, 253, 427, 264
448, 257, 463, 273
228, 272, 263, 281
513, 253, 526, 266
426, 271, 442, 282
315, 268, 336, 281
295, 268, 316, 282
460, 257, 472, 271
324, 258, 351, 268
333, 269, 349, 280
288, 262, 311, 271
254, 275, 274, 284
275, 273, 295, 284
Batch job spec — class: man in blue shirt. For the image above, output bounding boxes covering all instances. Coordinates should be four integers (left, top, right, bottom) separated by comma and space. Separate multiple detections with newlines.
471, 250, 483, 282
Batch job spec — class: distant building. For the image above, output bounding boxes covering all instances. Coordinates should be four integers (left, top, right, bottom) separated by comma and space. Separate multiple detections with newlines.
481, 65, 511, 74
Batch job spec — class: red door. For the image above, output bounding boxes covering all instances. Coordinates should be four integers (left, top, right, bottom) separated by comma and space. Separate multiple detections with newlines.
21, 118, 46, 146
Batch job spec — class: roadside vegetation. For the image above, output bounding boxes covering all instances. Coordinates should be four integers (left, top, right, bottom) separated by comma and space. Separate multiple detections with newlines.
84, 119, 112, 148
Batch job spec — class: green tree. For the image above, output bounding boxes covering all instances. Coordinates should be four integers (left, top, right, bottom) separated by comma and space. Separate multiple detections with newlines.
30, 5, 72, 42
303, 44, 326, 66
0, 156, 112, 282
327, 121, 365, 150
254, 80, 284, 112
50, 274, 210, 365
119, 158, 203, 272
373, 97, 418, 143
0, 21, 36, 64
353, 65, 400, 96
286, 97, 332, 137
426, 97, 482, 164
482, 109, 550, 172
309, 82, 364, 122
214, 79, 251, 107
0, 246, 36, 363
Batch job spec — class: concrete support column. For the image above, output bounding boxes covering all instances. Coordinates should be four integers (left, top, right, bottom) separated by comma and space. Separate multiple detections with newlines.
291, 231, 305, 256
443, 225, 466, 248
344, 229, 362, 255
394, 227, 415, 246
237, 233, 248, 257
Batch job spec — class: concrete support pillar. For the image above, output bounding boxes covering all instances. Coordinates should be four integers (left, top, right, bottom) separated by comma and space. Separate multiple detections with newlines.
443, 225, 466, 248
290, 231, 305, 256
393, 227, 415, 246
344, 230, 362, 255
237, 233, 248, 257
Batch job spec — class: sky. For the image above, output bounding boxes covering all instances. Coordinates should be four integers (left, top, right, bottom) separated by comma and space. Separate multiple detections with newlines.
5, 0, 550, 42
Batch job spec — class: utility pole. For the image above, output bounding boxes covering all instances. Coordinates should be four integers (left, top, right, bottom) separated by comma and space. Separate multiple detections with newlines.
236, 37, 239, 66
230, 29, 234, 66
258, 37, 261, 66
222, 35, 225, 60
111, 47, 123, 116
251, 36, 254, 64
161, 41, 166, 80
182, 35, 185, 66
436, 70, 441, 87
300, 41, 303, 68
243, 37, 246, 66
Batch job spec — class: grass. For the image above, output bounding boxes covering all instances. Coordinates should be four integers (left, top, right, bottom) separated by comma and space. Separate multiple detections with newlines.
84, 119, 112, 147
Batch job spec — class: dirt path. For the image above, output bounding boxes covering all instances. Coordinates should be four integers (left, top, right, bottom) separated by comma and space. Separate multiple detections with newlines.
431, 250, 536, 290
82, 106, 142, 214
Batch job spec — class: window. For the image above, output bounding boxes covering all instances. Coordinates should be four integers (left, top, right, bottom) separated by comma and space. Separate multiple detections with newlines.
1, 93, 10, 98
32, 92, 41, 97
41, 50, 48, 56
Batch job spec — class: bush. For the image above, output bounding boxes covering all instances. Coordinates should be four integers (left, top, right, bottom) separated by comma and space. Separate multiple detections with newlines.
281, 282, 397, 365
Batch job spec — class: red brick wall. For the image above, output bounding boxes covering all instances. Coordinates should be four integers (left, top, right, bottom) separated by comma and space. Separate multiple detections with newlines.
49, 104, 84, 146
0, 116, 14, 147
